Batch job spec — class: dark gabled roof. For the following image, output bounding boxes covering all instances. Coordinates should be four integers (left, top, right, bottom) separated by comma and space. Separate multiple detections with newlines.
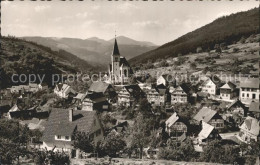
119, 57, 130, 67
172, 84, 190, 95
204, 75, 222, 87
124, 84, 143, 97
227, 99, 247, 111
112, 38, 120, 56
85, 92, 107, 103
88, 81, 110, 93
54, 123, 77, 136
239, 78, 259, 88
220, 81, 236, 90
42, 108, 96, 146
249, 101, 260, 113
156, 84, 166, 89
193, 107, 218, 123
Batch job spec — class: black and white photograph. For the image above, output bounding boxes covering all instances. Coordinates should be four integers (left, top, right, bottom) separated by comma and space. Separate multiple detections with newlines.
0, 0, 259, 164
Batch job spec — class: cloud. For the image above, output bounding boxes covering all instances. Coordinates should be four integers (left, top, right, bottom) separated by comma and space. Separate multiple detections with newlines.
217, 12, 231, 18
15, 18, 31, 23
133, 21, 162, 29
117, 2, 138, 13
1, 1, 10, 6
34, 5, 51, 12
81, 20, 98, 28
76, 12, 89, 18
102, 23, 118, 30
91, 5, 100, 10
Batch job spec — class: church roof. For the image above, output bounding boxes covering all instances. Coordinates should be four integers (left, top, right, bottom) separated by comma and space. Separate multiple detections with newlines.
112, 38, 120, 56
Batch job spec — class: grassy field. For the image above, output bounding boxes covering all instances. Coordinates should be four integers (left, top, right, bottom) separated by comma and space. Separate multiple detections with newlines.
137, 35, 259, 78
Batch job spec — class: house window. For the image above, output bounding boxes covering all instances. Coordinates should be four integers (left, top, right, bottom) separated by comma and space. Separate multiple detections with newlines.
252, 94, 256, 99
65, 136, 70, 140
103, 105, 108, 109
57, 135, 61, 139
247, 94, 249, 98
242, 93, 245, 97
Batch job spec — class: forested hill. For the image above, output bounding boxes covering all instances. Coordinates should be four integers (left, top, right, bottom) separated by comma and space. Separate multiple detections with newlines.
0, 37, 96, 88
129, 7, 259, 65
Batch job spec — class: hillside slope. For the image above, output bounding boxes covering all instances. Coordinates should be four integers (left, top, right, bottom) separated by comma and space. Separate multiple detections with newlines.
22, 36, 158, 66
129, 7, 259, 65
0, 37, 96, 88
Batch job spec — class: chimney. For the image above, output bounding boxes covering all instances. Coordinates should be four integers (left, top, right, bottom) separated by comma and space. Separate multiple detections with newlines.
69, 109, 73, 122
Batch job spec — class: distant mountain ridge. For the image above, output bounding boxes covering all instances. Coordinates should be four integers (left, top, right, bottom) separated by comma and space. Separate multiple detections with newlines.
129, 7, 259, 65
22, 36, 158, 67
0, 37, 96, 87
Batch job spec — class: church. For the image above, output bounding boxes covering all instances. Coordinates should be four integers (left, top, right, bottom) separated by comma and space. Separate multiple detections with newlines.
108, 38, 133, 85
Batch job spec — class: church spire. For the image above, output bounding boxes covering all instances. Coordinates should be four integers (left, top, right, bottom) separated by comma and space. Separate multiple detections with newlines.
112, 37, 120, 56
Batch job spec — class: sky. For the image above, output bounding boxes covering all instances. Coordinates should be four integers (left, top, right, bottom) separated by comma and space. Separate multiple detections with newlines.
1, 1, 259, 45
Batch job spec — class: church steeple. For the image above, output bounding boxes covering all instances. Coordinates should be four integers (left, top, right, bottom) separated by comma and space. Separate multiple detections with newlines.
112, 38, 120, 56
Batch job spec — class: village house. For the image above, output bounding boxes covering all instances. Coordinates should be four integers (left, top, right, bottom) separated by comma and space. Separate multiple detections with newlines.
248, 101, 260, 119
165, 112, 187, 137
220, 81, 237, 101
200, 75, 222, 95
193, 107, 225, 130
88, 81, 117, 102
239, 116, 260, 143
170, 84, 189, 104
226, 99, 247, 117
197, 121, 221, 145
9, 83, 43, 94
82, 92, 110, 111
146, 85, 168, 106
73, 93, 87, 109
239, 78, 259, 105
54, 83, 76, 99
110, 119, 135, 134
118, 85, 144, 107
42, 108, 104, 157
156, 74, 175, 87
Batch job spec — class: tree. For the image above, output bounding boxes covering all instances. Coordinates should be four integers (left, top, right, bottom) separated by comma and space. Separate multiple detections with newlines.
214, 44, 222, 53
128, 114, 152, 159
190, 62, 197, 69
99, 131, 126, 157
145, 76, 156, 84
239, 36, 246, 43
199, 140, 240, 164
0, 119, 32, 164
33, 148, 70, 165
158, 138, 197, 161
73, 131, 94, 153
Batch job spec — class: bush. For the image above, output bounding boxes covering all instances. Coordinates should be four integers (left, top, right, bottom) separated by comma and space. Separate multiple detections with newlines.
233, 48, 239, 53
